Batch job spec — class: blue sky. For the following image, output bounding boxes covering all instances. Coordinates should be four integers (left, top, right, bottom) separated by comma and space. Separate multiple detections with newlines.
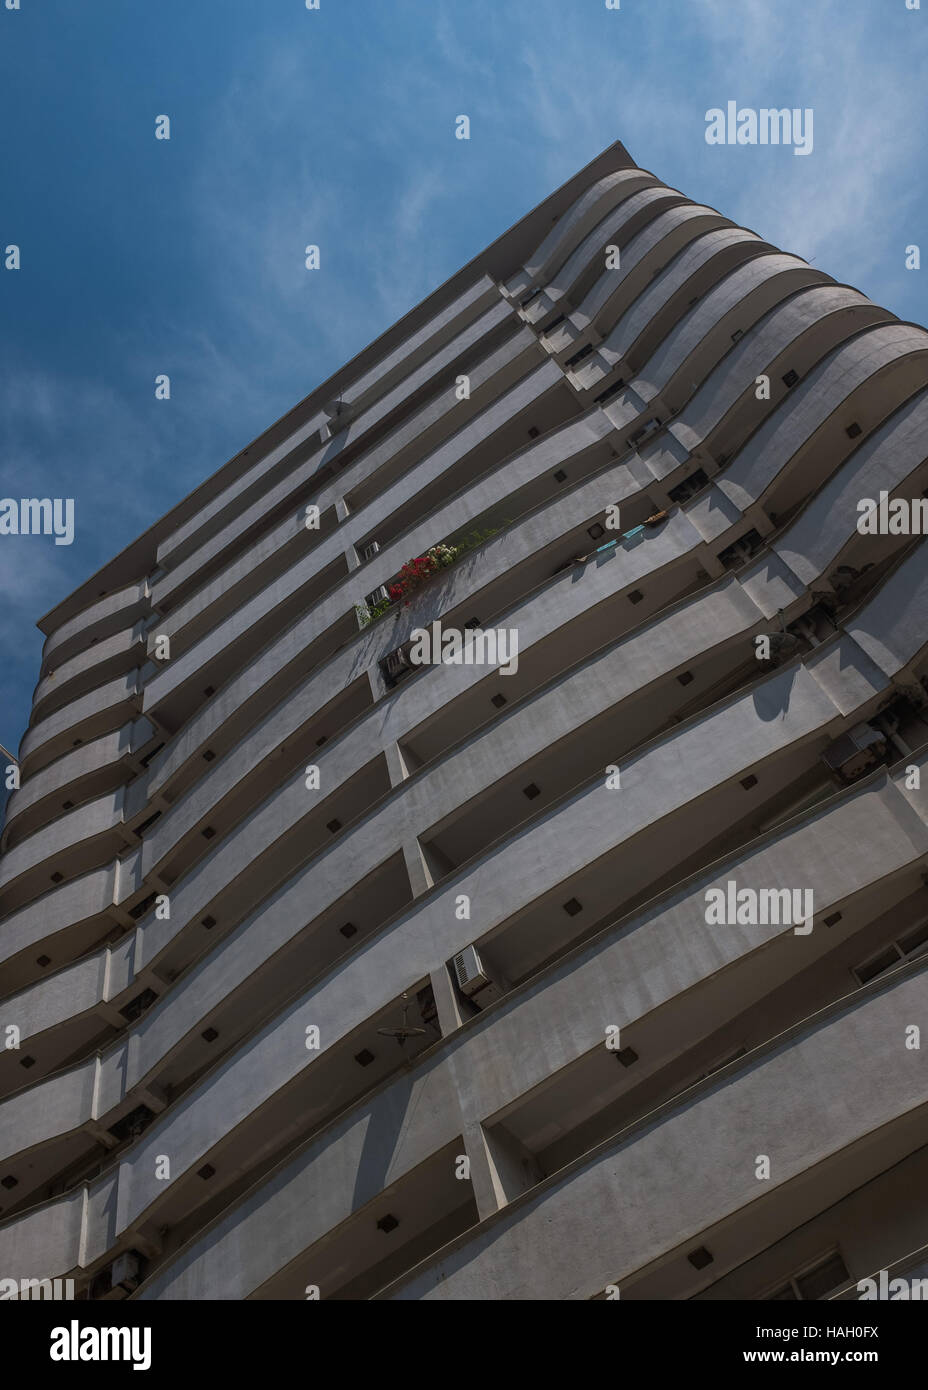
1, 0, 926, 757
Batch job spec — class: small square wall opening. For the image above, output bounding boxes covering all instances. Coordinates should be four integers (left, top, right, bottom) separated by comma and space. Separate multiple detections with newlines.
553, 469, 568, 483
327, 818, 342, 834
628, 590, 644, 605
339, 922, 358, 939
687, 1247, 713, 1270
201, 1027, 219, 1043
740, 774, 758, 790
197, 1164, 216, 1181
354, 1048, 375, 1067
846, 423, 862, 439
523, 783, 541, 800
563, 898, 583, 917
491, 693, 508, 709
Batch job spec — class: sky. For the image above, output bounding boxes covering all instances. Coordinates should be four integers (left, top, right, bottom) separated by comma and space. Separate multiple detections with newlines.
1, 0, 926, 760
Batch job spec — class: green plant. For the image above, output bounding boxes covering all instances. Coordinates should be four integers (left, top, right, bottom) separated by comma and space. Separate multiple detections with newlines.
450, 521, 509, 555
355, 595, 393, 629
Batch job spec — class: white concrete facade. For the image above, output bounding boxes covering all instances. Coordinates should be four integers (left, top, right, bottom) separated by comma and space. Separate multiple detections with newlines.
2, 142, 928, 1302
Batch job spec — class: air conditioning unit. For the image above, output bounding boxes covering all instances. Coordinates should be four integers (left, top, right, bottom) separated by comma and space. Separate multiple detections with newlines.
821, 722, 887, 781
112, 1251, 142, 1291
364, 586, 390, 608
360, 540, 380, 562
452, 944, 503, 1006
94, 1250, 144, 1299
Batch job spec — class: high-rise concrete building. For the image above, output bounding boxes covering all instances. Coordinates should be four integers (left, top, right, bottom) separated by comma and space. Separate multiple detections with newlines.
3, 141, 928, 1302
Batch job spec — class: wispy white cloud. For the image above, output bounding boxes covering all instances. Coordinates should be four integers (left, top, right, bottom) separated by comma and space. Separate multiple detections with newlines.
487, 0, 923, 312
693, 0, 922, 285
2, 0, 924, 754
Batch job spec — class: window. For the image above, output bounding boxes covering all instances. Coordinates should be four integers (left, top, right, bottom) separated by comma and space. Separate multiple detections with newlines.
766, 1251, 849, 1301
852, 920, 928, 986
380, 643, 415, 688
669, 469, 709, 504
119, 989, 158, 1023
718, 528, 763, 571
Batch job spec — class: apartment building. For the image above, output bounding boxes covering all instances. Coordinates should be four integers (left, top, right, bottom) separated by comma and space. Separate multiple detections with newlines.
2, 141, 928, 1301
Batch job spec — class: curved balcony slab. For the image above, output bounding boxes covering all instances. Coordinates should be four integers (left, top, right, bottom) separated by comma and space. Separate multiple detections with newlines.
0, 791, 126, 917
505, 169, 661, 298
383, 965, 928, 1300
539, 184, 690, 308
2, 719, 154, 850
0, 865, 118, 977
571, 202, 736, 337
41, 583, 148, 671
9, 546, 924, 1219
8, 747, 928, 1293
19, 673, 141, 778
128, 754, 928, 1299
14, 376, 926, 1069
155, 278, 505, 575
32, 625, 145, 723
143, 280, 879, 748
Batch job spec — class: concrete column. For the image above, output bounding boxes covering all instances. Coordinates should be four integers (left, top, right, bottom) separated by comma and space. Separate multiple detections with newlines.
428, 964, 463, 1036
459, 1121, 541, 1221
401, 840, 433, 897
383, 742, 410, 789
